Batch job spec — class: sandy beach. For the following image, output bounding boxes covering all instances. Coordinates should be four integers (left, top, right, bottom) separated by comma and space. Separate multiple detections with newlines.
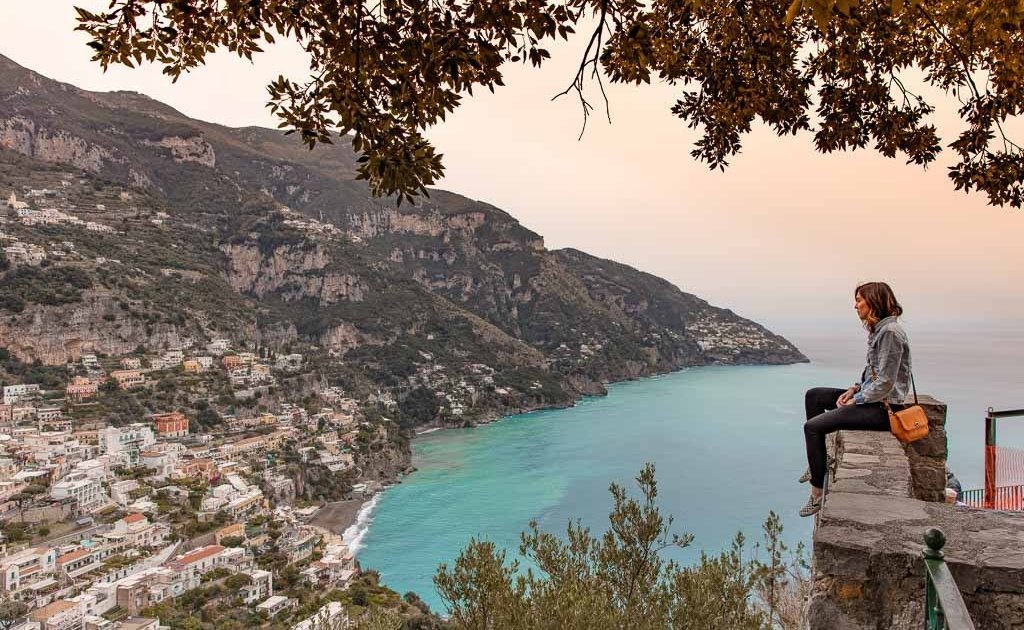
310, 499, 366, 535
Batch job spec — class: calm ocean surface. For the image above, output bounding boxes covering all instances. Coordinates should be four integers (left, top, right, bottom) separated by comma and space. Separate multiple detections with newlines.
351, 327, 1024, 612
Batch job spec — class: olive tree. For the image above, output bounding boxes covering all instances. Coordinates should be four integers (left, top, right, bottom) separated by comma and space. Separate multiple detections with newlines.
0, 599, 28, 630
434, 464, 806, 629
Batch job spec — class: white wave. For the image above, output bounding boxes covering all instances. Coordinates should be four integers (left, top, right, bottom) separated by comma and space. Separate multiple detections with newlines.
416, 427, 442, 435
342, 494, 380, 555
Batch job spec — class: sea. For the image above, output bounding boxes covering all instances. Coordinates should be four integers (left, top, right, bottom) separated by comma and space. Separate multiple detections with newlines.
344, 325, 1024, 613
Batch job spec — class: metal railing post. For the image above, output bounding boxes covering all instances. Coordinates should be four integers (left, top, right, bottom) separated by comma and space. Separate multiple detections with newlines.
923, 528, 976, 630
985, 408, 997, 510
924, 529, 946, 630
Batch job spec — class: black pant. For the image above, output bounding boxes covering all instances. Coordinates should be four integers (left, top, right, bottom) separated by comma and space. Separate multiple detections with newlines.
803, 387, 891, 488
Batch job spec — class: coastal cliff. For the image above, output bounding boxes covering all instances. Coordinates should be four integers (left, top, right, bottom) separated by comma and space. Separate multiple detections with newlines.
0, 53, 806, 466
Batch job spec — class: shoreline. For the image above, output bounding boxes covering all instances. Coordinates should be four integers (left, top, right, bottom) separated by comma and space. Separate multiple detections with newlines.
410, 359, 809, 440
310, 497, 380, 551
335, 361, 806, 555
408, 362, 706, 439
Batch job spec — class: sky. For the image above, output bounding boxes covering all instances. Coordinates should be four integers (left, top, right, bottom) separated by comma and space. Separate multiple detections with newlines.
2, 1, 1023, 338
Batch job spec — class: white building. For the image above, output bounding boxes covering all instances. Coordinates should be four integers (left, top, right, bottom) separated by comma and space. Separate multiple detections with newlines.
241, 569, 273, 605
101, 513, 169, 549
139, 449, 178, 480
255, 595, 293, 618
101, 424, 156, 467
0, 546, 57, 593
30, 598, 83, 630
3, 383, 40, 404
161, 349, 184, 366
206, 339, 230, 355
74, 457, 112, 481
51, 474, 108, 513
120, 357, 142, 370
294, 602, 348, 630
36, 407, 63, 422
168, 545, 225, 591
2, 241, 47, 264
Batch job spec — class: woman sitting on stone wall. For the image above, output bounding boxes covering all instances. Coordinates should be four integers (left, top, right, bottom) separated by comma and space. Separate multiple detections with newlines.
798, 281, 914, 517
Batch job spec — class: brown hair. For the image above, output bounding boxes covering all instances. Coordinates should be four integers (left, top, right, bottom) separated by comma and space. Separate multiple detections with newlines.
855, 282, 903, 331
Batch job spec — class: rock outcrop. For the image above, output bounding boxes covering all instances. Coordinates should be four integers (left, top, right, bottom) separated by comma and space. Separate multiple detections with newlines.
0, 116, 113, 173
142, 135, 216, 167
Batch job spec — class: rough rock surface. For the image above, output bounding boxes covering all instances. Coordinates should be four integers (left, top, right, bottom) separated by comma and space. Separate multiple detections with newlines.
0, 116, 113, 172
0, 290, 191, 364
142, 135, 216, 167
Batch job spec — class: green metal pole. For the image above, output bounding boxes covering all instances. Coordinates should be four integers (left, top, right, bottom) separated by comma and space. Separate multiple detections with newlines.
924, 528, 946, 630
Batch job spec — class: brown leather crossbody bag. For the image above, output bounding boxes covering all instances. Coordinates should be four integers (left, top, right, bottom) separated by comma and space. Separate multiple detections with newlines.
871, 365, 928, 443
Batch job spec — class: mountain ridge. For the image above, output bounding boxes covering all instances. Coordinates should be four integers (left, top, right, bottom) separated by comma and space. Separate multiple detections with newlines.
0, 52, 806, 428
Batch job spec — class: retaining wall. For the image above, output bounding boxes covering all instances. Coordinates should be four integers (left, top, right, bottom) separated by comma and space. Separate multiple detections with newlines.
804, 396, 1024, 629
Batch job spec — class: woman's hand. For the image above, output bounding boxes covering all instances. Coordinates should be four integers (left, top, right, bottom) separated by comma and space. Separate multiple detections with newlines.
837, 387, 858, 406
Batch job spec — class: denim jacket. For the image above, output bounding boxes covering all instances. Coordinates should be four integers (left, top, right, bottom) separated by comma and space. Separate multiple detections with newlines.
853, 315, 913, 405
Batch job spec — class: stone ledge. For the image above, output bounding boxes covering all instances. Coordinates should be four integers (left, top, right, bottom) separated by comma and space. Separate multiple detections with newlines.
830, 430, 913, 498
806, 413, 1024, 630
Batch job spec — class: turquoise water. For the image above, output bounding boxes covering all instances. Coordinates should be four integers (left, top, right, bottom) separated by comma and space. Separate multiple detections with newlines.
354, 329, 1024, 612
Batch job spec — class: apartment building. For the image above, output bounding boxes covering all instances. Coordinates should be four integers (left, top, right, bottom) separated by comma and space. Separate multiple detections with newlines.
0, 546, 57, 593
36, 407, 63, 422
101, 424, 156, 467
151, 412, 188, 439
3, 383, 40, 404
66, 376, 99, 402
109, 370, 144, 390
58, 547, 103, 579
168, 545, 225, 591
120, 357, 142, 370
31, 599, 83, 630
101, 513, 169, 549
241, 569, 273, 605
51, 473, 108, 512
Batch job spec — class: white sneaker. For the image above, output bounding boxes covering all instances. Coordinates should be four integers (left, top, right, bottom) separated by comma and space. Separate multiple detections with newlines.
799, 494, 822, 517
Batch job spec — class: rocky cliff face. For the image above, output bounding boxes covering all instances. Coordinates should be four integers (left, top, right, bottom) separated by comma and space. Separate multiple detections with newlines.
222, 243, 368, 303
0, 116, 113, 173
0, 289, 189, 364
142, 135, 216, 167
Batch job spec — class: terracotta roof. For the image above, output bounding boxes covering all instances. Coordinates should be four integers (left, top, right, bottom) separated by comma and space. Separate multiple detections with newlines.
176, 545, 225, 565
216, 523, 244, 536
57, 548, 91, 564
124, 513, 146, 523
31, 599, 77, 620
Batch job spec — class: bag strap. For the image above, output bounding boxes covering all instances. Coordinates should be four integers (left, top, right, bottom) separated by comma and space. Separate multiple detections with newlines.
869, 362, 919, 413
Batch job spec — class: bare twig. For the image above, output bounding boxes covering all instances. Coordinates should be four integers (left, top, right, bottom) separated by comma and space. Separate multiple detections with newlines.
552, 0, 612, 140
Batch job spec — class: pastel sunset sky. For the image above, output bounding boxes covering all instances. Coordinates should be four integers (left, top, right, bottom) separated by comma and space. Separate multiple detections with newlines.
3, 2, 1022, 337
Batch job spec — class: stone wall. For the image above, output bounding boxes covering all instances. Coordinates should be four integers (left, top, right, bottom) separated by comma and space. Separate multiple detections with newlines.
904, 396, 948, 503
804, 397, 1024, 629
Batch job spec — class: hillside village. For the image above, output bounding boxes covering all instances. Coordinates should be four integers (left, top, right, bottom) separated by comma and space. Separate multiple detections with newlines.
0, 188, 443, 628
0, 330, 430, 629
